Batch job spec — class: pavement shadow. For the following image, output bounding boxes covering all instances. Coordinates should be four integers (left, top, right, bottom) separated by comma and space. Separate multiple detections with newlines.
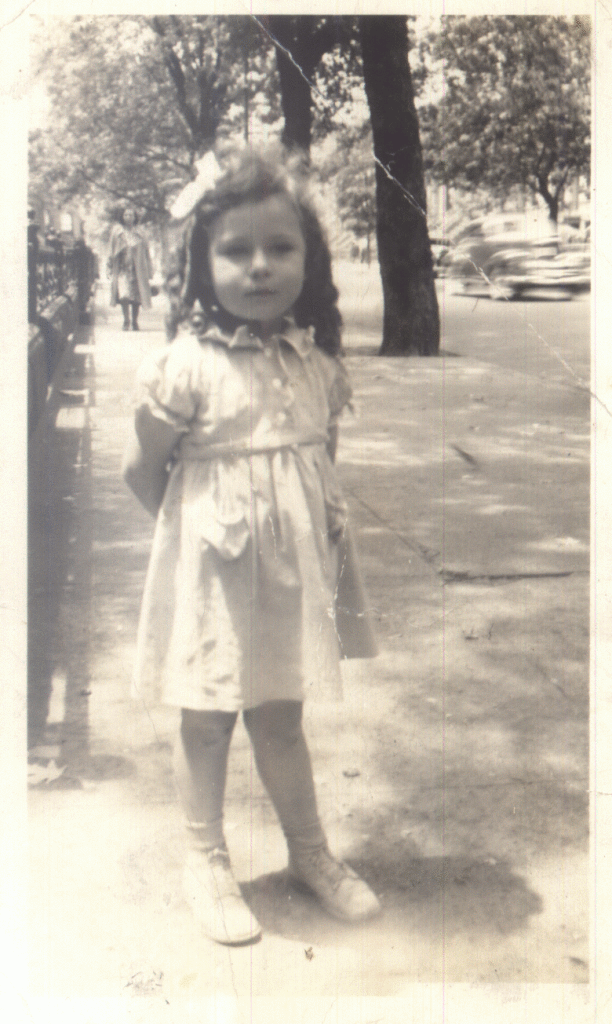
28, 318, 135, 786
241, 850, 541, 947
374, 595, 589, 861
28, 328, 96, 749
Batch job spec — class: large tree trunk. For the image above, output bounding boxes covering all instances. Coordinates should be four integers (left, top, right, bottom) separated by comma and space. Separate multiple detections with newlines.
359, 16, 439, 355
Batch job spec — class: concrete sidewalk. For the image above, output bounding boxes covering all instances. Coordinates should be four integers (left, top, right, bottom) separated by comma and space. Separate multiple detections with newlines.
27, 295, 590, 1016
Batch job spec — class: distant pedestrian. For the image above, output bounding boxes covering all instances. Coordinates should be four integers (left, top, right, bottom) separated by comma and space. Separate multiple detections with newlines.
122, 145, 380, 946
108, 205, 152, 330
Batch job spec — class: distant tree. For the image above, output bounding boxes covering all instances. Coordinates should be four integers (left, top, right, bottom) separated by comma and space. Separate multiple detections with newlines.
30, 17, 196, 218
420, 15, 591, 223
323, 127, 377, 260
29, 15, 279, 219
151, 16, 279, 150
359, 16, 439, 355
148, 15, 230, 156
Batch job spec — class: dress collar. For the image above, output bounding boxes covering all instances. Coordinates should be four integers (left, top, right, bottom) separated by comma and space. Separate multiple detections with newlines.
191, 316, 316, 361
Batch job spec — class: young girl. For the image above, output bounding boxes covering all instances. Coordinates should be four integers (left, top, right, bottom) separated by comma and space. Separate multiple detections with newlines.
123, 146, 380, 946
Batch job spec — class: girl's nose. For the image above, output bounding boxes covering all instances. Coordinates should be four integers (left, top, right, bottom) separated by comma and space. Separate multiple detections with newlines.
249, 248, 270, 276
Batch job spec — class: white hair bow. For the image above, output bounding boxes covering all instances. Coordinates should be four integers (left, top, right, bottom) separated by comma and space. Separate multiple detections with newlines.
169, 151, 223, 221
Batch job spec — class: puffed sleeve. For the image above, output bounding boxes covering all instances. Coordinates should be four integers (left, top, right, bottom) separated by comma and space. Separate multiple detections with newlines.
327, 355, 353, 426
134, 335, 203, 432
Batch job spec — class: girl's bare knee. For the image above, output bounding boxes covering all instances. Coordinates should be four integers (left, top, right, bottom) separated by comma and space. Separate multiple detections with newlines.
243, 700, 304, 748
180, 708, 237, 747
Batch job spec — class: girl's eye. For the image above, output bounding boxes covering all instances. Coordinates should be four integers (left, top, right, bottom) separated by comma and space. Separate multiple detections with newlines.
222, 244, 250, 258
271, 242, 295, 254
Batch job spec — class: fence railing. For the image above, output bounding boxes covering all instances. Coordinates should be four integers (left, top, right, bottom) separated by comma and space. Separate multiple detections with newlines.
28, 222, 99, 324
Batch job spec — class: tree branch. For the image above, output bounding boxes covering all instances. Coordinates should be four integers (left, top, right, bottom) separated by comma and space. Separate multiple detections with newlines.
163, 48, 199, 137
139, 149, 193, 172
151, 16, 199, 139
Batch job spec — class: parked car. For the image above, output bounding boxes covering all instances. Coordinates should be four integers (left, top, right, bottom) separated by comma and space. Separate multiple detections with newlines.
447, 213, 590, 300
430, 237, 452, 277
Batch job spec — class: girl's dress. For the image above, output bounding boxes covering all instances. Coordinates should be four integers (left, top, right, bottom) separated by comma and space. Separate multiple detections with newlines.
132, 317, 377, 712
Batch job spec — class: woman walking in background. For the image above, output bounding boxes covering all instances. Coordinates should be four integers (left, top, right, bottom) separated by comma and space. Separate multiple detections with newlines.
108, 205, 152, 330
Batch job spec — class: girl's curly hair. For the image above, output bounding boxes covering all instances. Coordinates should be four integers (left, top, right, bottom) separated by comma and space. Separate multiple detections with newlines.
166, 145, 342, 356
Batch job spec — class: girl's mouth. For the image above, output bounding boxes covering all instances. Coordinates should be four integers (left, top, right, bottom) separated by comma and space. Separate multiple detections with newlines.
245, 288, 276, 297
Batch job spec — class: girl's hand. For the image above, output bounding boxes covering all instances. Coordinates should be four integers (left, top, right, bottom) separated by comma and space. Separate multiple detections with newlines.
122, 408, 180, 517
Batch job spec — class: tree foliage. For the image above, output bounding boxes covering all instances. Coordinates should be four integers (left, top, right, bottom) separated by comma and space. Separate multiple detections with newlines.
29, 15, 280, 219
420, 15, 591, 222
31, 17, 191, 218
322, 126, 377, 255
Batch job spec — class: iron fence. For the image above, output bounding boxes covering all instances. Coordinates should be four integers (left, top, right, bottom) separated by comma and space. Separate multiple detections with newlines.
28, 221, 98, 324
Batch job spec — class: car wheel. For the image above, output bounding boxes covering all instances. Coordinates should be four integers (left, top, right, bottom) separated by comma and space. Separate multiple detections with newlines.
488, 270, 516, 301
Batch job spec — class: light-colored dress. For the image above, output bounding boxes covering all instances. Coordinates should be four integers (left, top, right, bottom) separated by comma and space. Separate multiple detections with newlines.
132, 318, 376, 712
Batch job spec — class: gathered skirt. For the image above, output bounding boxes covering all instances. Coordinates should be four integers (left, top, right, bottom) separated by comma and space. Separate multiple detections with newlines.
132, 444, 376, 712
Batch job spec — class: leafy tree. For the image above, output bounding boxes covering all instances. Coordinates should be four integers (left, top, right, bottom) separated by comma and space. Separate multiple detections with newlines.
30, 17, 195, 218
420, 15, 591, 223
29, 15, 279, 219
359, 16, 439, 355
150, 16, 279, 151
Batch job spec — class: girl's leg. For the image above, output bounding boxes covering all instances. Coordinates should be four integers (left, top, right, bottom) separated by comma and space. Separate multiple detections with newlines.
173, 708, 237, 845
120, 300, 130, 329
131, 302, 140, 330
243, 701, 380, 922
174, 708, 261, 945
242, 701, 325, 849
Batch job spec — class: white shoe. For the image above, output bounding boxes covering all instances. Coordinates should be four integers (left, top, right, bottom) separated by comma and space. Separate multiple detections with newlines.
289, 844, 381, 923
183, 847, 262, 945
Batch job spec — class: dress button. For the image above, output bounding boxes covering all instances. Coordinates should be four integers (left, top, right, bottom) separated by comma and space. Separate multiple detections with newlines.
264, 347, 273, 358
272, 378, 282, 390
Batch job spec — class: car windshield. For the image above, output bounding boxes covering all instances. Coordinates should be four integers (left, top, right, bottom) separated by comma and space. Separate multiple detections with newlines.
455, 222, 484, 241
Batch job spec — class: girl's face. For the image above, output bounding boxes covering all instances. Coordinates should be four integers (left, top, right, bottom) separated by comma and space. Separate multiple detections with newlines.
207, 194, 306, 336
123, 207, 136, 227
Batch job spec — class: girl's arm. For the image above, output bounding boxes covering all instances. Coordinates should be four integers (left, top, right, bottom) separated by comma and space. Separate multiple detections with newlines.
122, 407, 181, 517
